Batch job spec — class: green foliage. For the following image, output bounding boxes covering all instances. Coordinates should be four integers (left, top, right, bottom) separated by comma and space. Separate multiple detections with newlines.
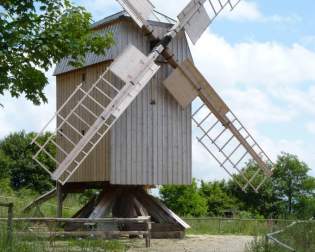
0, 0, 114, 105
228, 153, 315, 219
227, 171, 277, 218
160, 179, 207, 217
0, 131, 55, 193
160, 153, 314, 219
0, 150, 10, 179
246, 221, 315, 252
199, 180, 237, 216
0, 178, 14, 196
273, 153, 315, 217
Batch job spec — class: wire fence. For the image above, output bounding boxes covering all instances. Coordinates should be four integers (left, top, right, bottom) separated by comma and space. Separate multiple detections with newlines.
1, 207, 314, 252
266, 218, 314, 252
0, 202, 13, 244
0, 194, 80, 219
183, 217, 296, 236
0, 212, 152, 250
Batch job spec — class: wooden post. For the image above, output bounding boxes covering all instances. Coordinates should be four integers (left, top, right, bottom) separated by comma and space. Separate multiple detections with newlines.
264, 235, 269, 251
7, 203, 13, 244
56, 183, 63, 218
145, 218, 151, 248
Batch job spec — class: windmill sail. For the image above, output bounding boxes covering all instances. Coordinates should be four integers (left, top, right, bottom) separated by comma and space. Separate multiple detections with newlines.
116, 0, 155, 28
32, 1, 273, 191
116, 0, 242, 44
164, 59, 273, 192
177, 0, 241, 44
32, 45, 160, 185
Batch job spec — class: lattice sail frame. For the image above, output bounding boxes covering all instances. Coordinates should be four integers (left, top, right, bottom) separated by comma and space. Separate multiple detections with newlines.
32, 0, 274, 191
192, 98, 273, 192
116, 0, 242, 44
163, 59, 273, 192
32, 45, 161, 185
32, 68, 119, 184
176, 0, 242, 44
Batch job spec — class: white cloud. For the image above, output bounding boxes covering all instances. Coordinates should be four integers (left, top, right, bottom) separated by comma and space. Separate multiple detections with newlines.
0, 68, 56, 139
223, 88, 296, 128
306, 122, 315, 135
192, 135, 230, 181
271, 86, 315, 116
191, 33, 315, 89
75, 0, 120, 20
151, 0, 190, 18
261, 136, 315, 174
221, 1, 262, 22
151, 0, 300, 25
1, 0, 314, 181
187, 30, 315, 178
221, 1, 301, 24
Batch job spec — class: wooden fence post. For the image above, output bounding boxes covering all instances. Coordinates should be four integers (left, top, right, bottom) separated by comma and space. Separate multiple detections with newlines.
145, 218, 151, 248
7, 203, 13, 244
264, 235, 269, 251
56, 183, 63, 218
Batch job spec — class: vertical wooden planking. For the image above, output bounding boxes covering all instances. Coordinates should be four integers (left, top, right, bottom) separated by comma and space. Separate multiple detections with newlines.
142, 80, 149, 184
161, 69, 169, 184
167, 85, 173, 183
55, 18, 193, 186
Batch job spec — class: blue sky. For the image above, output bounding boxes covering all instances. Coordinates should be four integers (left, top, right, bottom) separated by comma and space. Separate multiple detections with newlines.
1, 0, 315, 180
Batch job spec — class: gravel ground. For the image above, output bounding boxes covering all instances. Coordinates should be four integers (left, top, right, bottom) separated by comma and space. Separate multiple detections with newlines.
126, 235, 254, 252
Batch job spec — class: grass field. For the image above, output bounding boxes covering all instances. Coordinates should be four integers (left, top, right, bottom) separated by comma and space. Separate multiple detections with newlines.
245, 220, 315, 252
0, 228, 126, 252
0, 190, 314, 252
184, 217, 294, 236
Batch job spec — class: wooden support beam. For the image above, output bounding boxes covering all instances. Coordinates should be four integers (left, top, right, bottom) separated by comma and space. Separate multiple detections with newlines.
23, 188, 56, 213
56, 183, 63, 218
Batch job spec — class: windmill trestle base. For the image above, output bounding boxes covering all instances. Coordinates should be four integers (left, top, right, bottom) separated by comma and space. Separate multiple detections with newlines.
58, 182, 188, 239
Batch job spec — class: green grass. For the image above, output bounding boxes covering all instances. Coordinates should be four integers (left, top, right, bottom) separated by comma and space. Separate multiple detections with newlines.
0, 191, 82, 218
1, 186, 313, 252
184, 218, 294, 236
0, 223, 126, 252
245, 221, 315, 252
0, 189, 126, 252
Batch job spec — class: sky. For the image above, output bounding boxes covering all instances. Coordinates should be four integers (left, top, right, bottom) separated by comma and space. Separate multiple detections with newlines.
1, 0, 315, 181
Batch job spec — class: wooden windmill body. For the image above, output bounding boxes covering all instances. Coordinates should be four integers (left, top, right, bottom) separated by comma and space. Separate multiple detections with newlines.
51, 12, 192, 237
31, 0, 274, 239
55, 12, 192, 186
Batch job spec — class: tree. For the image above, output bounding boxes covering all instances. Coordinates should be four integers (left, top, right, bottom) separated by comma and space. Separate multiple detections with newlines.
159, 179, 207, 217
199, 180, 237, 217
0, 0, 114, 105
228, 153, 315, 219
273, 153, 315, 217
227, 161, 278, 218
0, 149, 10, 179
0, 131, 56, 193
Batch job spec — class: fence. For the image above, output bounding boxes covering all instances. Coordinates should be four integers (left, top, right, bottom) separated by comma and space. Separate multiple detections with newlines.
0, 202, 13, 243
0, 216, 151, 248
266, 218, 314, 252
183, 217, 297, 236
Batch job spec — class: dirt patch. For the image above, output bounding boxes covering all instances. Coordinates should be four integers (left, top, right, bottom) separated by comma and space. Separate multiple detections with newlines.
126, 235, 254, 252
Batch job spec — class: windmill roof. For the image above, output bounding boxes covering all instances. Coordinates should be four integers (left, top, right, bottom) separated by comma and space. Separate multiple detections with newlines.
54, 10, 176, 76
91, 10, 176, 29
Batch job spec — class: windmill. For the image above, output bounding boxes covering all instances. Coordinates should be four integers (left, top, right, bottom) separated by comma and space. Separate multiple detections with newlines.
30, 0, 274, 238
